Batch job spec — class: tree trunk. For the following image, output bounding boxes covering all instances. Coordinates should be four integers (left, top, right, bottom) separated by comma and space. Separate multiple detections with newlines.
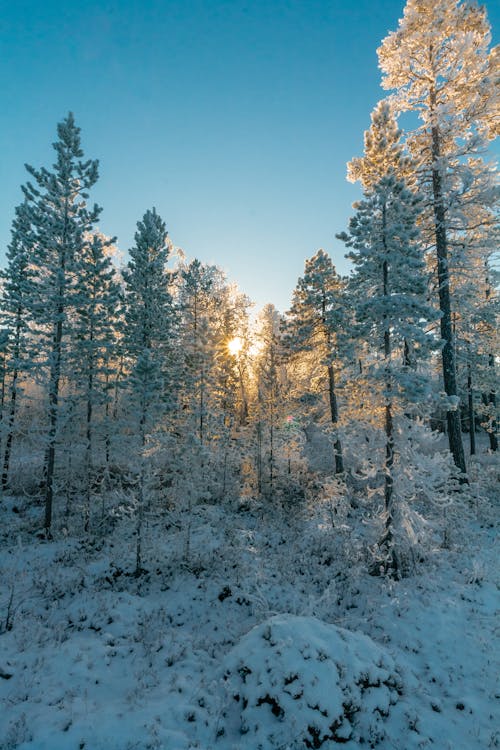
44, 311, 63, 533
327, 364, 344, 474
467, 360, 476, 456
322, 290, 344, 475
482, 360, 498, 452
256, 420, 262, 495
2, 369, 18, 491
135, 398, 147, 577
384, 401, 394, 539
84, 345, 94, 533
382, 258, 394, 540
429, 92, 467, 477
2, 310, 23, 490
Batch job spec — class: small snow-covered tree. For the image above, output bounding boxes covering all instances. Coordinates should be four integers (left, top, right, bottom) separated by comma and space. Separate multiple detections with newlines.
122, 208, 176, 573
339, 172, 436, 575
71, 231, 122, 528
177, 260, 251, 502
252, 304, 290, 497
21, 113, 101, 532
0, 202, 34, 490
284, 250, 346, 474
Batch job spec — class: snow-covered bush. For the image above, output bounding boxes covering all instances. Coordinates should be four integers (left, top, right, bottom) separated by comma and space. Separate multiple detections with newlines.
218, 614, 403, 748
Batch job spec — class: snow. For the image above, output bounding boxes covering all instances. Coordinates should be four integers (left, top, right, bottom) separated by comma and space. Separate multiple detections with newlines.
0, 474, 498, 750
219, 614, 403, 748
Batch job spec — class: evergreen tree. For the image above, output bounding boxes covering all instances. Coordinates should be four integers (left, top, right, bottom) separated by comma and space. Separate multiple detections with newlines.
122, 208, 175, 573
253, 304, 289, 497
0, 202, 34, 489
178, 260, 219, 447
177, 260, 250, 501
21, 113, 101, 531
347, 100, 413, 189
72, 231, 122, 528
377, 0, 498, 475
284, 250, 346, 474
338, 172, 435, 576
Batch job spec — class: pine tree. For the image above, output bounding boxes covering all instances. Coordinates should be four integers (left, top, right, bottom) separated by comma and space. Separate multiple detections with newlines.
253, 304, 289, 497
178, 260, 217, 447
21, 113, 101, 531
347, 100, 413, 189
284, 250, 346, 474
122, 208, 175, 574
377, 0, 498, 475
338, 172, 436, 576
177, 260, 251, 502
0, 202, 34, 490
72, 231, 121, 528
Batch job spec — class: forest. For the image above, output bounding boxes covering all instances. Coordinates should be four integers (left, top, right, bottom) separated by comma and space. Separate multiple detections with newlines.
1, 0, 498, 748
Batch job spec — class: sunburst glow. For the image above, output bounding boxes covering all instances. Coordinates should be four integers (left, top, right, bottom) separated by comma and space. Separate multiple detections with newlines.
227, 336, 243, 356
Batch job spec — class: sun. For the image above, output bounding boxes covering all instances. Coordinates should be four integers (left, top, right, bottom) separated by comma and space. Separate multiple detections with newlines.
227, 336, 243, 356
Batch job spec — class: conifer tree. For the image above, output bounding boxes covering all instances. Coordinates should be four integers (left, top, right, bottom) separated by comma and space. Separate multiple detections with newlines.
178, 260, 218, 447
347, 100, 412, 189
284, 250, 345, 474
1, 202, 34, 490
177, 260, 250, 501
377, 0, 498, 474
339, 172, 435, 576
347, 101, 418, 371
253, 304, 288, 497
21, 113, 101, 531
72, 231, 121, 528
122, 208, 175, 573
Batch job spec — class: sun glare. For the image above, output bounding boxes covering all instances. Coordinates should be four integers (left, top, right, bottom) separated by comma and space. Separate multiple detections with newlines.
227, 336, 243, 356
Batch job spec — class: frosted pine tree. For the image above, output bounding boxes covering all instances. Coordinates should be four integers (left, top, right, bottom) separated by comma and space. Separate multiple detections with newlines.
347, 100, 413, 189
21, 113, 101, 532
122, 208, 176, 574
347, 102, 418, 370
338, 173, 435, 576
284, 250, 345, 474
72, 231, 122, 529
253, 304, 289, 497
0, 202, 34, 490
177, 260, 250, 503
178, 260, 220, 447
377, 0, 499, 474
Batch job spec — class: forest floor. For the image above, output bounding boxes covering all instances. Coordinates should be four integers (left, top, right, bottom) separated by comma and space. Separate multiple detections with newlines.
0, 453, 498, 749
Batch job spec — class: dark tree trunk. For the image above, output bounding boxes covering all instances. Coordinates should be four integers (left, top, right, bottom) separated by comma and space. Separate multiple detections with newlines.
327, 364, 344, 474
84, 338, 94, 533
429, 92, 467, 477
467, 360, 476, 457
135, 396, 147, 577
2, 310, 22, 490
481, 356, 498, 452
44, 311, 63, 533
322, 291, 344, 475
256, 420, 263, 495
382, 256, 395, 563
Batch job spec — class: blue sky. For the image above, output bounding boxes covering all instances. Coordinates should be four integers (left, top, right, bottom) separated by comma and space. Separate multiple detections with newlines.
1, 0, 498, 312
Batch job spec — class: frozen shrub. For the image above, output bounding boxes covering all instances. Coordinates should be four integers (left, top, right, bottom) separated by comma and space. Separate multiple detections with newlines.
218, 614, 403, 748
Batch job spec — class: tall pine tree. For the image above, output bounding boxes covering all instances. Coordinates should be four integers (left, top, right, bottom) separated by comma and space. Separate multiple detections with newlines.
284, 250, 346, 474
122, 208, 175, 573
339, 172, 435, 576
22, 113, 101, 532
377, 0, 498, 474
1, 202, 34, 490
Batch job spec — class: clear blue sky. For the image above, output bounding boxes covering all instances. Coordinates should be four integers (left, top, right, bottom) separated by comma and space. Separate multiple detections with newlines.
1, 0, 498, 312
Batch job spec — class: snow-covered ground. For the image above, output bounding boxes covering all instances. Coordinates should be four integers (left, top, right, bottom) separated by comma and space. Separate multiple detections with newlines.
0, 464, 498, 750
